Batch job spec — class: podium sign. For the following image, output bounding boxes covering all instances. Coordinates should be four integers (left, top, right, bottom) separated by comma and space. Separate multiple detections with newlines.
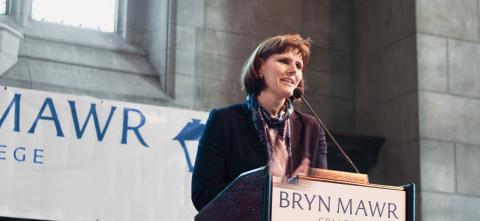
271, 177, 406, 221
195, 167, 414, 221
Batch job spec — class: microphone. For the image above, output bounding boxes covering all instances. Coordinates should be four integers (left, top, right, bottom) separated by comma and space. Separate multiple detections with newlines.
293, 88, 360, 174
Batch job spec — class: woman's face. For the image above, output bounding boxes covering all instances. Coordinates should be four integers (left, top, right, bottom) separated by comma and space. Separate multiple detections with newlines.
259, 49, 303, 99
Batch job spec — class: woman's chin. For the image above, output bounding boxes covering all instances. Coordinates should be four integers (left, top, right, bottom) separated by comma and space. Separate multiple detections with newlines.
281, 90, 294, 98
285, 87, 296, 96
262, 87, 294, 99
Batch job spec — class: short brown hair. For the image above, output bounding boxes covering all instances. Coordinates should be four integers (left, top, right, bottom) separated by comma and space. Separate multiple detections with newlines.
241, 33, 312, 97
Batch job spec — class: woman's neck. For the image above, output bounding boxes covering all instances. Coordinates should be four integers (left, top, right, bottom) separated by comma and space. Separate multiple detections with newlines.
257, 92, 286, 116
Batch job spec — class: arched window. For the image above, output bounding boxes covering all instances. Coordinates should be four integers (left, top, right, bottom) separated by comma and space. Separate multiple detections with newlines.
31, 0, 117, 32
0, 0, 7, 15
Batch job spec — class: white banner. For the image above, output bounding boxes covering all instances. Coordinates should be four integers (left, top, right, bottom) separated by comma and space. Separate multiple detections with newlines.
0, 86, 207, 221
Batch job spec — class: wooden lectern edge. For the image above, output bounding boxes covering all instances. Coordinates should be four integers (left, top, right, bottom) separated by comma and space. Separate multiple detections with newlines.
303, 168, 405, 191
308, 168, 369, 184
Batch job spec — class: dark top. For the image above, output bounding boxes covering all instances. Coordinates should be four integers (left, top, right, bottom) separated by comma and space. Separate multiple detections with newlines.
191, 102, 328, 211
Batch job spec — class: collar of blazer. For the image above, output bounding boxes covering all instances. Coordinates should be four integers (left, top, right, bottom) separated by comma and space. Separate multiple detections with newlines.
239, 102, 303, 153
239, 102, 301, 120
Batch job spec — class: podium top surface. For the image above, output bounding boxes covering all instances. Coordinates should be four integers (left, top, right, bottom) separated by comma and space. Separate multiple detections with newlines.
306, 168, 405, 191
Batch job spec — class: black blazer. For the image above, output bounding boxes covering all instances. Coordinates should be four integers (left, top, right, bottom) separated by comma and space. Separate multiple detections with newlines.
191, 102, 327, 211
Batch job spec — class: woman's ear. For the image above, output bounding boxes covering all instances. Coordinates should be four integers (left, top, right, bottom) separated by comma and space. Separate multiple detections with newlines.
257, 60, 265, 78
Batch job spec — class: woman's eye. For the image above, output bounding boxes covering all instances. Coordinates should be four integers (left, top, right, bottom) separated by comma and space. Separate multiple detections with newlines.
296, 62, 303, 69
278, 59, 289, 64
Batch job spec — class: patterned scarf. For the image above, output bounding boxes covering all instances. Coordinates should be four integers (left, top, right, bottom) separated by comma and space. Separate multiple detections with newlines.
246, 94, 293, 169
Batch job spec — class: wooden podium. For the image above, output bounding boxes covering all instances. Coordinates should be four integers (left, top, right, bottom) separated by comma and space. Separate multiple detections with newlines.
195, 166, 415, 221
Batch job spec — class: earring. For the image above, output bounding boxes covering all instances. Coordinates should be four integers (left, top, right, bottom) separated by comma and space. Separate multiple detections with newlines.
259, 74, 264, 78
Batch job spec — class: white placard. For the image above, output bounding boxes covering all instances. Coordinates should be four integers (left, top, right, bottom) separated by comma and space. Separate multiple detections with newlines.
271, 178, 406, 221
0, 86, 207, 221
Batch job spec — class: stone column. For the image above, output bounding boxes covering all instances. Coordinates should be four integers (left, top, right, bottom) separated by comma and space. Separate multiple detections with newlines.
355, 0, 480, 220
417, 0, 480, 220
353, 0, 419, 185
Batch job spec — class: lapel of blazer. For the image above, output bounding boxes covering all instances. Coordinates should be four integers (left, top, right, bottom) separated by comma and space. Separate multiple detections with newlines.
290, 111, 302, 157
238, 103, 269, 158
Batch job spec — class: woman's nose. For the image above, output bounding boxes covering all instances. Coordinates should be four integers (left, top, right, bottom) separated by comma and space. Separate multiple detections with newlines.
286, 63, 297, 75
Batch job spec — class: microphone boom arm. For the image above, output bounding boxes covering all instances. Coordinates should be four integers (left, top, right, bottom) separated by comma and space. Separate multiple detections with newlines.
299, 94, 361, 174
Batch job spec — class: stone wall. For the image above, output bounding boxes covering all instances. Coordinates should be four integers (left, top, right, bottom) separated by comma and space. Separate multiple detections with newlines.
417, 0, 480, 220
354, 0, 480, 220
0, 0, 355, 132
353, 0, 419, 187
151, 0, 355, 131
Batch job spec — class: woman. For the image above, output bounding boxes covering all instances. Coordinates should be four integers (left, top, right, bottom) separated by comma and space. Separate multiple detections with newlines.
191, 34, 327, 211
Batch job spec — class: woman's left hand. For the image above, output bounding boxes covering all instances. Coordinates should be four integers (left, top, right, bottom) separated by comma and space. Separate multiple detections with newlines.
291, 158, 310, 177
